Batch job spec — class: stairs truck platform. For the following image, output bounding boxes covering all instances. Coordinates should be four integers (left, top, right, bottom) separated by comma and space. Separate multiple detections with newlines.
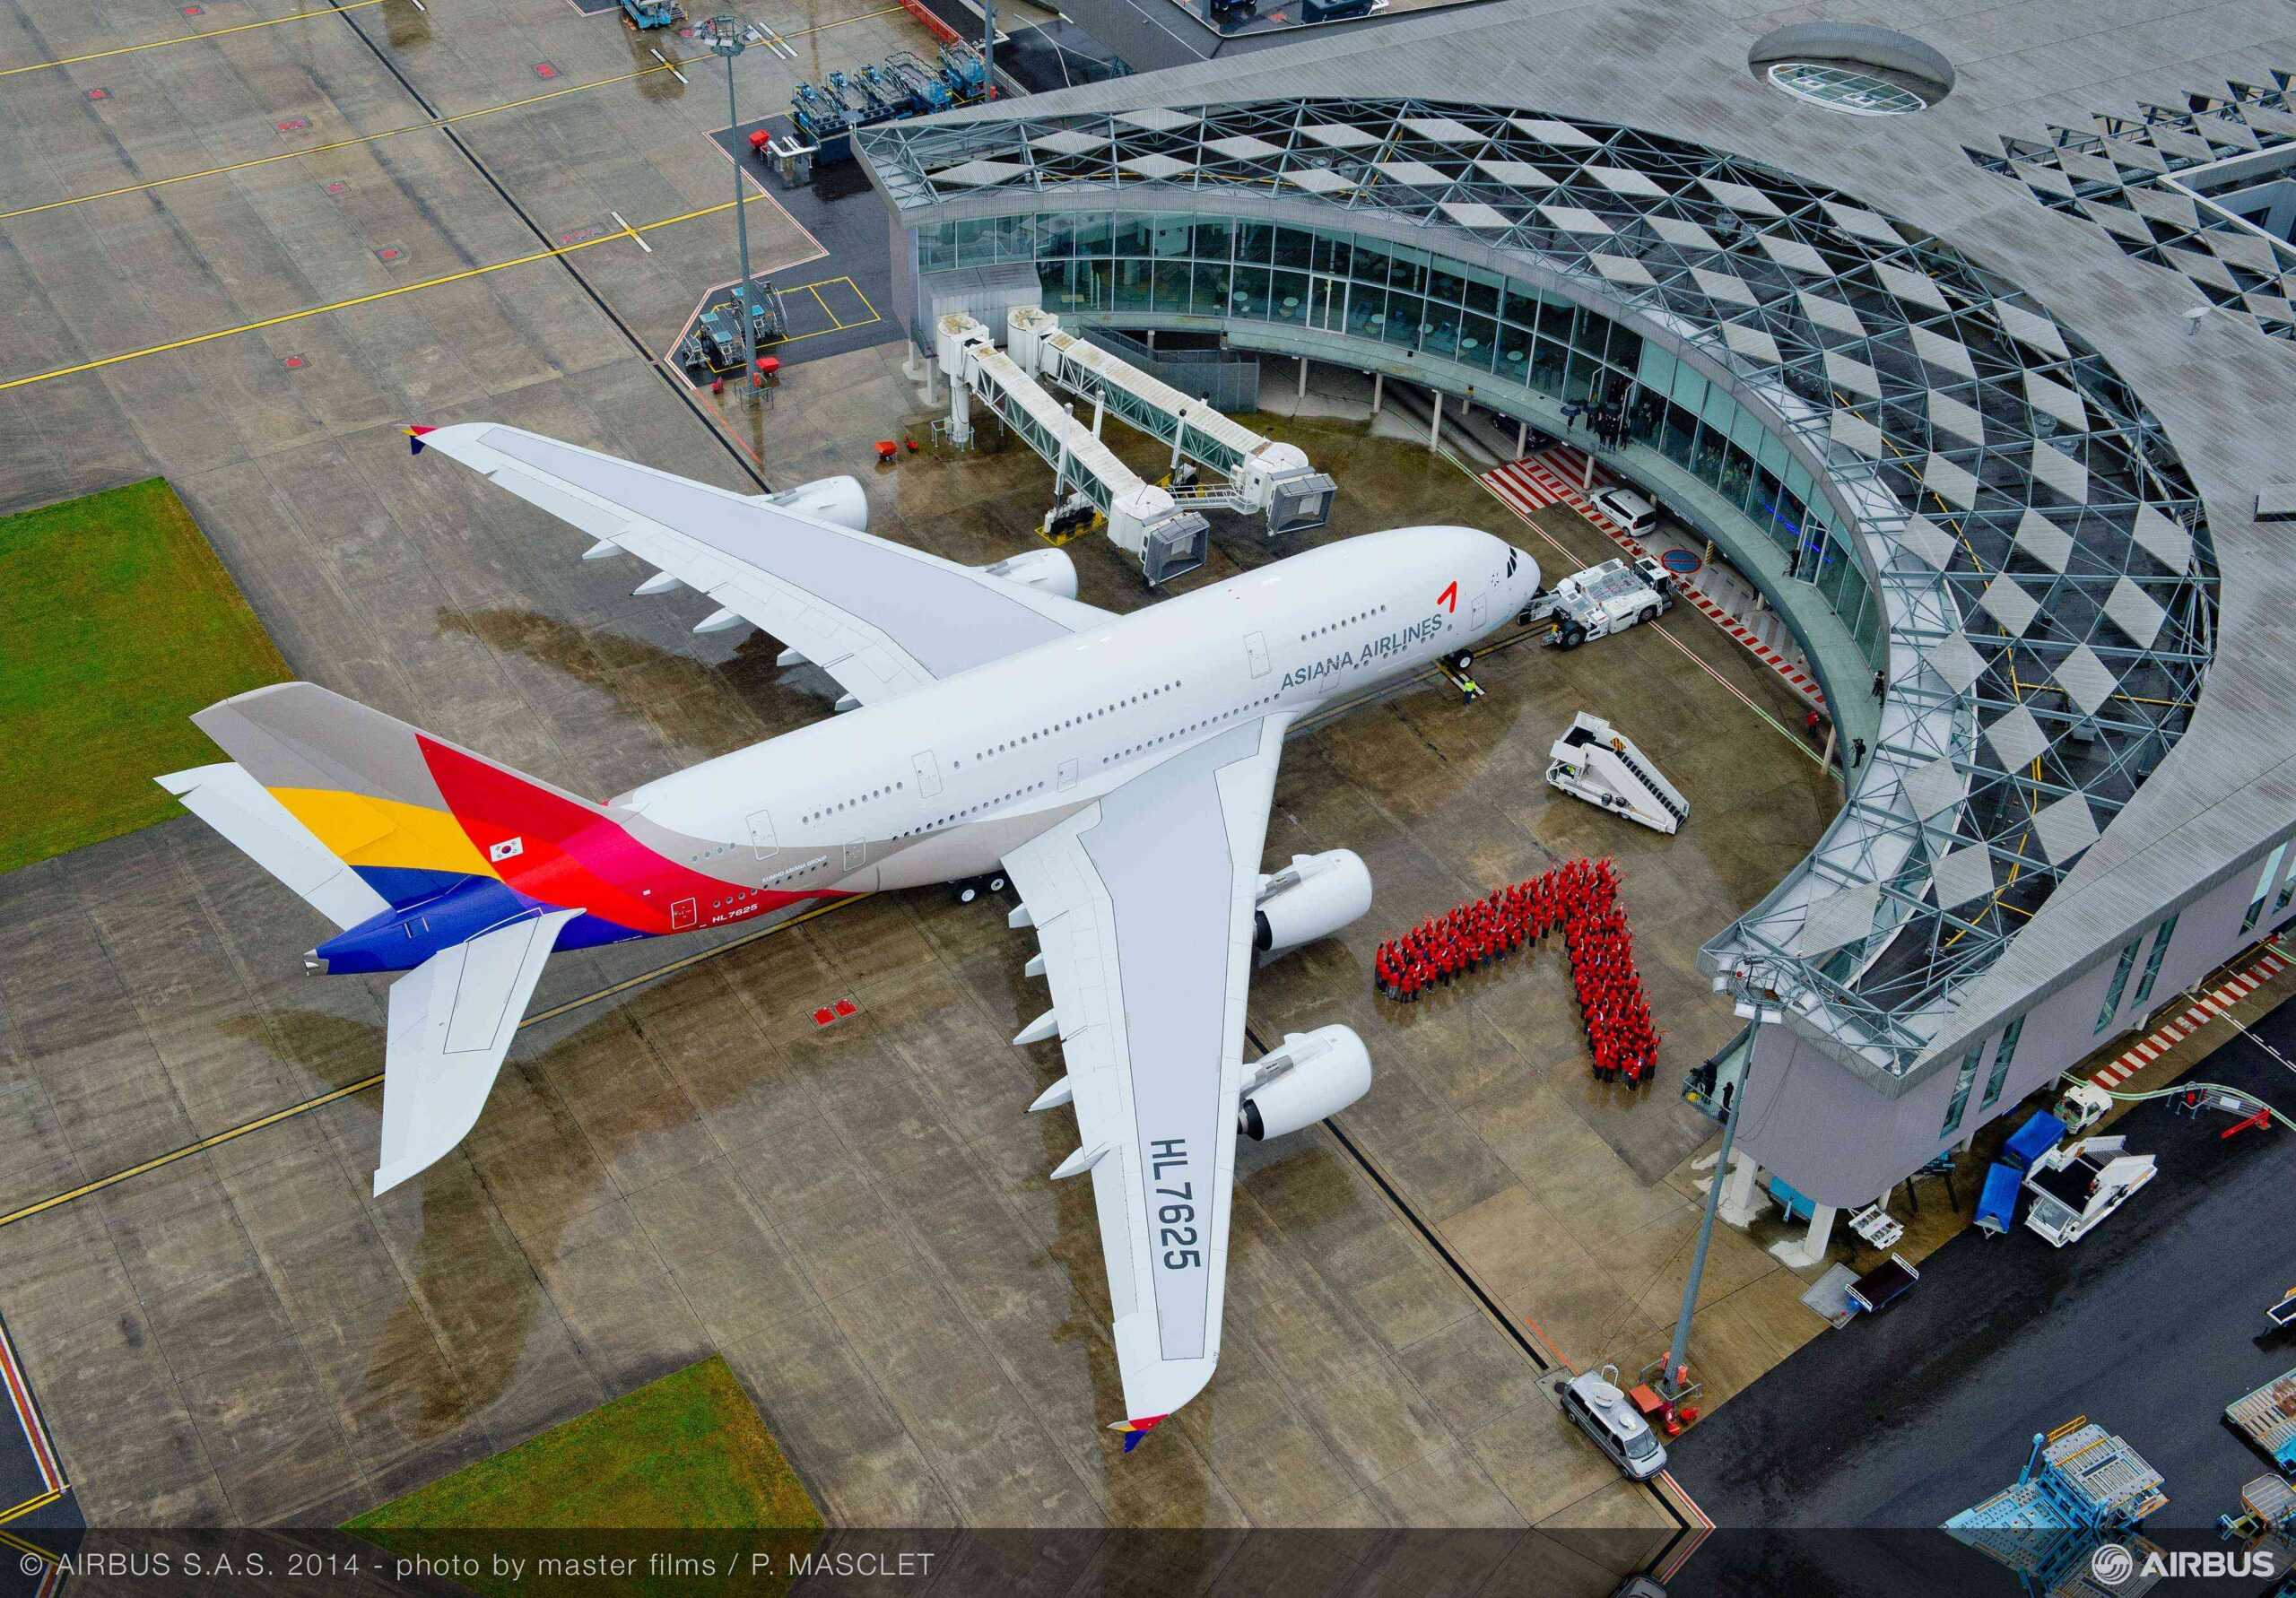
2227, 1367, 2296, 1470
1545, 713, 1688, 834
1004, 307, 1336, 540
936, 311, 1210, 586
1948, 1419, 2167, 1595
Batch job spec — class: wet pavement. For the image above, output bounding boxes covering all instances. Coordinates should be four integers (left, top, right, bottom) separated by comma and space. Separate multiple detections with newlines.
1670, 1002, 2296, 1529
0, 0, 1848, 1541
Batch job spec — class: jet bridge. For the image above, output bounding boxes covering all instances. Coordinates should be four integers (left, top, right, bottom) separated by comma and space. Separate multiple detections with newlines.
1004, 307, 1338, 538
935, 311, 1210, 586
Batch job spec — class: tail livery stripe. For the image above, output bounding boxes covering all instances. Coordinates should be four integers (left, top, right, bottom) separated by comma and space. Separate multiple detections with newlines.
1111, 1414, 1166, 1454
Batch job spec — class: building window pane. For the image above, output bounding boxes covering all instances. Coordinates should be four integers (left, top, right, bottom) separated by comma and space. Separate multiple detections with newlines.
2131, 913, 2178, 1009
1236, 221, 1274, 263
1941, 1042, 1982, 1136
1979, 1018, 2023, 1113
1152, 259, 1190, 311
2246, 843, 2288, 932
2280, 852, 2296, 916
1192, 216, 1231, 261
1231, 265, 1270, 317
2094, 935, 2142, 1033
1190, 260, 1230, 314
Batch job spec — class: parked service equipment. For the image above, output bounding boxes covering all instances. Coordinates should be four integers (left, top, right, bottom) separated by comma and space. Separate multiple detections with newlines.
1975, 1161, 2022, 1236
936, 311, 1209, 586
1561, 1366, 1668, 1481
678, 282, 784, 373
1846, 1254, 1918, 1316
2021, 1133, 2155, 1246
2055, 1080, 2113, 1135
1948, 1418, 2170, 1533
2271, 1288, 2296, 1333
1004, 307, 1336, 539
1524, 556, 1677, 649
2227, 1368, 2296, 1470
1848, 1203, 1903, 1250
620, 0, 682, 24
1545, 712, 1687, 834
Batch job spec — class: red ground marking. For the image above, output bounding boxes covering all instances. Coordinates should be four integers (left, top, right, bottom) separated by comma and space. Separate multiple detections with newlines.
182, 4, 204, 13
326, 180, 348, 195
85, 87, 109, 100
282, 355, 306, 369
533, 61, 560, 78
276, 117, 310, 133
375, 246, 403, 263
812, 997, 860, 1027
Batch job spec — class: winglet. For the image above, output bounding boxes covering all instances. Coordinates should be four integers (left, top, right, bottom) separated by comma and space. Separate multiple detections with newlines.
406, 424, 437, 456
1110, 1414, 1166, 1454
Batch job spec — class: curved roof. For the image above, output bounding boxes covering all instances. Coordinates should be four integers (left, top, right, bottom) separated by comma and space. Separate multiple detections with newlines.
858, 17, 2273, 1086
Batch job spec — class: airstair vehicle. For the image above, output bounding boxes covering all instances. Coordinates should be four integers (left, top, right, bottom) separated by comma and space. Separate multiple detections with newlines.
1545, 713, 1689, 834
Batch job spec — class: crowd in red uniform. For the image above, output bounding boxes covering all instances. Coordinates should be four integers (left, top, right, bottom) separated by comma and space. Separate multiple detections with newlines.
1372, 857, 1659, 1089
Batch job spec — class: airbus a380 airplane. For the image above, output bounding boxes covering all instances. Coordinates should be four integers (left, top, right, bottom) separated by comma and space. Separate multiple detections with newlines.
161, 422, 1538, 1443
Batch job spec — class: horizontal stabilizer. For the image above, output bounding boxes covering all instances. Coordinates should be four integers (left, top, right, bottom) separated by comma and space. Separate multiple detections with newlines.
374, 907, 578, 1194
157, 763, 390, 931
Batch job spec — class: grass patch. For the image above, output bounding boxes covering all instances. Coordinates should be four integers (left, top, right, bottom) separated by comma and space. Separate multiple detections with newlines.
345, 1359, 820, 1594
0, 478, 289, 873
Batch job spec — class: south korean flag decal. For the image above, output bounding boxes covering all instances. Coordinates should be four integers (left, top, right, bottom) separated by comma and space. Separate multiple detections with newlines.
489, 836, 526, 864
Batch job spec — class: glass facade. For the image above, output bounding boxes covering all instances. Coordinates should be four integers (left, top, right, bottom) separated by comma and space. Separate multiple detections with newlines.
2130, 913, 2178, 1011
1940, 1040, 1982, 1137
2245, 841, 2287, 933
1979, 1016, 2024, 1115
2095, 935, 2142, 1034
915, 211, 1885, 670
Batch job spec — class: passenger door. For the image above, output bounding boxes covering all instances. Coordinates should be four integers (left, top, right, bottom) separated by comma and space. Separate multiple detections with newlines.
912, 750, 944, 798
747, 809, 778, 860
1245, 630, 1269, 678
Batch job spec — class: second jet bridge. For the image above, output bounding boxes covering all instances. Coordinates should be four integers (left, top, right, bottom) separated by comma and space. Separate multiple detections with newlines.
937, 311, 1211, 586
1004, 308, 1337, 539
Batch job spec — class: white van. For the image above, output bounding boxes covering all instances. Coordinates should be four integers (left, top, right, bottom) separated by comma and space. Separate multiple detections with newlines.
1562, 1367, 1668, 1481
1587, 486, 1659, 540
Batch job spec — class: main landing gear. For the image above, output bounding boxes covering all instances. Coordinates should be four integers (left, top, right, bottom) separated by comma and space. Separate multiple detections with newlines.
953, 873, 1008, 904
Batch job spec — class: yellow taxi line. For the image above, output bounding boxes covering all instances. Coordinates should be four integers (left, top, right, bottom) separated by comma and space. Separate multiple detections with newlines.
0, 0, 390, 79
0, 191, 788, 393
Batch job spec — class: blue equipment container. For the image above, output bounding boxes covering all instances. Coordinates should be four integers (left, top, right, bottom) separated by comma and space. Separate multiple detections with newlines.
1975, 1161, 2021, 1235
2002, 1110, 2067, 1172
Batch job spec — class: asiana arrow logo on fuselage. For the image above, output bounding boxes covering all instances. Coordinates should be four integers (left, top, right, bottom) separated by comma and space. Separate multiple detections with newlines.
1279, 612, 1448, 691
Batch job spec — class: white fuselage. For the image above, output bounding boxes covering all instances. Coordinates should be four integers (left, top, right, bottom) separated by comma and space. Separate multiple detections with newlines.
617, 526, 1535, 921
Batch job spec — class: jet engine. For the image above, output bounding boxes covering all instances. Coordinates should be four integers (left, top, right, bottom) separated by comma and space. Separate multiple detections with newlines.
1252, 849, 1373, 955
978, 547, 1079, 600
760, 474, 869, 532
1239, 1025, 1371, 1141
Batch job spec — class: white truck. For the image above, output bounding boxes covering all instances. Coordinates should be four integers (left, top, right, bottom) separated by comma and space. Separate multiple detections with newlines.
2021, 1133, 2156, 1246
1523, 556, 1678, 649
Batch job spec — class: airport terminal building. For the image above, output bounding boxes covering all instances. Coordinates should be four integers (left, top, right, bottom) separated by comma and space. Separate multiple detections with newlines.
859, 2, 2296, 1216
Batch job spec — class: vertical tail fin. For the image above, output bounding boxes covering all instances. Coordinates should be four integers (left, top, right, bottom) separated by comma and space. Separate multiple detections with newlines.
187, 682, 611, 912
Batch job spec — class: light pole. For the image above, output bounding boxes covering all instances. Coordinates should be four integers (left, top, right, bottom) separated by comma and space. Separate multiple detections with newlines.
1656, 1053, 1748, 1409
709, 14, 760, 399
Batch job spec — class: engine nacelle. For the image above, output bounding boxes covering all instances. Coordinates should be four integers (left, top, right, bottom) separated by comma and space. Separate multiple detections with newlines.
760, 474, 868, 533
1239, 1024, 1371, 1141
978, 547, 1079, 601
1253, 848, 1372, 955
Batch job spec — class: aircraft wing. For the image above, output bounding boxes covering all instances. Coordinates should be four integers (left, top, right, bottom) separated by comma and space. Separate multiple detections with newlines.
411, 422, 1113, 708
999, 715, 1289, 1442
373, 906, 579, 1195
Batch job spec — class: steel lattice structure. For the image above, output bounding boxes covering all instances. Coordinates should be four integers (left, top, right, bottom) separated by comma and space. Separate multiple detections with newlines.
1966, 71, 2296, 345
859, 97, 2220, 1084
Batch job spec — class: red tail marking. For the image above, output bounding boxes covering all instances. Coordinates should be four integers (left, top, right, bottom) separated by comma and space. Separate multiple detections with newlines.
1438, 580, 1458, 613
